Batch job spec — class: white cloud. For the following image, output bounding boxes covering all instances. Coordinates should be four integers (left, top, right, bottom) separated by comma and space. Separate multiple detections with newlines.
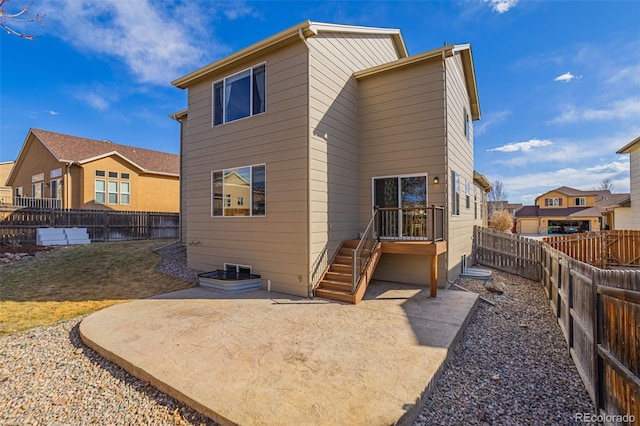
484, 0, 519, 14
72, 84, 120, 110
48, 110, 60, 115
606, 64, 640, 87
474, 110, 511, 136
554, 72, 580, 83
551, 98, 640, 123
42, 0, 252, 85
489, 157, 630, 204
487, 138, 553, 152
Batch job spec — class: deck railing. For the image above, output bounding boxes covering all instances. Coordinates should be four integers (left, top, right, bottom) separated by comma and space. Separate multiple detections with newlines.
0, 196, 62, 209
352, 210, 379, 292
377, 205, 445, 242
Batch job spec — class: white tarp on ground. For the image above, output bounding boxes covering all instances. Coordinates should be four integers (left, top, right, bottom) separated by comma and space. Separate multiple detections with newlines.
36, 228, 90, 246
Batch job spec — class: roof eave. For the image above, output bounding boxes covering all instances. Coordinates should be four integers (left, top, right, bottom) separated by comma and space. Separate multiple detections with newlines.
6, 129, 62, 186
169, 109, 188, 121
616, 135, 640, 154
354, 43, 480, 120
172, 20, 408, 89
473, 170, 492, 192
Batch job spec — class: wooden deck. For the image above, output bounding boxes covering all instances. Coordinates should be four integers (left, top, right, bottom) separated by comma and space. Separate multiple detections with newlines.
315, 239, 447, 303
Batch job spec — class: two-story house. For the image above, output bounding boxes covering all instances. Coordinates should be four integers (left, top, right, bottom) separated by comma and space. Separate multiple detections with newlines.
515, 186, 629, 234
5, 129, 180, 212
172, 21, 490, 302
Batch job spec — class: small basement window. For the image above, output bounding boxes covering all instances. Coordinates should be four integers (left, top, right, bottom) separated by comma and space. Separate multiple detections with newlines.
224, 263, 252, 275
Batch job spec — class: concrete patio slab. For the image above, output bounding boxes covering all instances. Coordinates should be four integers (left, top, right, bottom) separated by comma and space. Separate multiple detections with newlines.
79, 282, 478, 426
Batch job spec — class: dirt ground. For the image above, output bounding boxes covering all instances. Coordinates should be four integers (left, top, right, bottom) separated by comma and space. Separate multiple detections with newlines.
0, 243, 54, 255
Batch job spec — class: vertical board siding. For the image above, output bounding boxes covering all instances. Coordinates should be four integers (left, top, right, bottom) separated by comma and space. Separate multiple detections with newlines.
308, 32, 401, 284
544, 230, 640, 268
474, 225, 640, 420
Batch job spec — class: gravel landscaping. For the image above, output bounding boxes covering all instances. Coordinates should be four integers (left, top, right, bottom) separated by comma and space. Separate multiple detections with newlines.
418, 270, 595, 425
1, 242, 595, 425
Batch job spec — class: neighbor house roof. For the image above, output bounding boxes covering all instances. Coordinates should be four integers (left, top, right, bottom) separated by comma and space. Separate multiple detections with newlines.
172, 20, 408, 89
6, 129, 179, 185
516, 206, 601, 218
616, 135, 640, 154
355, 44, 481, 120
535, 186, 613, 204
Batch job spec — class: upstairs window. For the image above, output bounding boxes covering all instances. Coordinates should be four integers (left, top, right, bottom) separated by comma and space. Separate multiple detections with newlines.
575, 197, 586, 206
545, 198, 562, 207
464, 108, 471, 140
213, 64, 266, 126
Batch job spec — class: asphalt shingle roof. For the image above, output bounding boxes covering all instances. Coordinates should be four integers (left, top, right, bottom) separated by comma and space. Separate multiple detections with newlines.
31, 129, 179, 176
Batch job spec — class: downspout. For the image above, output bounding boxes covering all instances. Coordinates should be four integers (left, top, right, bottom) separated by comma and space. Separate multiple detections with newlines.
442, 48, 451, 289
299, 27, 313, 298
65, 162, 72, 209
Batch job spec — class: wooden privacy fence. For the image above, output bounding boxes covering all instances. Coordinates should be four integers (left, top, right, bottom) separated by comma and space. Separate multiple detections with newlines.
473, 226, 640, 423
473, 226, 542, 280
544, 230, 640, 269
0, 208, 179, 243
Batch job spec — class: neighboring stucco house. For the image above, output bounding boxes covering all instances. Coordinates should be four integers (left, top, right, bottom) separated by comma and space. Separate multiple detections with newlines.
614, 136, 640, 230
515, 186, 628, 234
0, 161, 15, 203
172, 21, 490, 301
5, 129, 180, 212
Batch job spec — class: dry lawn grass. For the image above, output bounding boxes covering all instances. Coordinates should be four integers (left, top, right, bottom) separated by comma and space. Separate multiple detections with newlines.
0, 239, 195, 334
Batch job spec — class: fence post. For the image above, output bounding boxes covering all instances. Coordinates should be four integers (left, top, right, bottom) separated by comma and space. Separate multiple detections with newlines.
146, 212, 151, 239
591, 268, 602, 415
49, 208, 55, 227
103, 211, 108, 242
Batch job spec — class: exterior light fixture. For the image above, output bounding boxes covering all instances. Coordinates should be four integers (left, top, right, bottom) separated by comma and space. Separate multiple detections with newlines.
433, 176, 439, 184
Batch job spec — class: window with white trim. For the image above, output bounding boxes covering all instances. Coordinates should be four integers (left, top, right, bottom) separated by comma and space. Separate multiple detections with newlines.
95, 180, 106, 204
545, 198, 562, 207
32, 182, 43, 199
212, 164, 266, 217
464, 108, 471, 140
575, 197, 586, 206
213, 64, 266, 126
465, 180, 471, 209
121, 181, 130, 205
108, 181, 118, 204
452, 171, 460, 216
224, 263, 252, 275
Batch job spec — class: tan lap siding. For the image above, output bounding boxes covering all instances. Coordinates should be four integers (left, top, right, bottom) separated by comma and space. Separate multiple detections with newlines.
184, 42, 310, 296
358, 59, 448, 286
308, 32, 401, 283
446, 54, 477, 277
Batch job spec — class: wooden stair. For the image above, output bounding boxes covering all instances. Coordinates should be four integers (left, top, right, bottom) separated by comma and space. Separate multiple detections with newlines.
314, 239, 382, 304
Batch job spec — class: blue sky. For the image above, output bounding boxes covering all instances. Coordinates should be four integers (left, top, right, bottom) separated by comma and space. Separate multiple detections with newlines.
1, 0, 638, 204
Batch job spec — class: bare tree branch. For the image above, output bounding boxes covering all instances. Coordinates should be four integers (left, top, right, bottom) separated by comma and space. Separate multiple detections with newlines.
0, 0, 44, 40
596, 177, 615, 192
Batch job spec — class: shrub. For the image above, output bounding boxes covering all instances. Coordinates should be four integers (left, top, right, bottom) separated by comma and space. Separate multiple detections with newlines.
490, 210, 514, 232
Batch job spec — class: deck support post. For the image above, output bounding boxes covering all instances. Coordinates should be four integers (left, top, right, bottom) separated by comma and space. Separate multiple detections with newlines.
430, 254, 438, 297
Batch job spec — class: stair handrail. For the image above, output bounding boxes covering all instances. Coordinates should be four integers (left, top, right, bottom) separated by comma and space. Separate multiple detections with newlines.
352, 209, 379, 292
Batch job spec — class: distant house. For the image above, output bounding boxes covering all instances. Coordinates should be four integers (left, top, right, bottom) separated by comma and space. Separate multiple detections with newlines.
515, 186, 629, 234
488, 201, 522, 217
0, 161, 15, 203
614, 136, 640, 230
5, 129, 180, 212
172, 20, 491, 301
